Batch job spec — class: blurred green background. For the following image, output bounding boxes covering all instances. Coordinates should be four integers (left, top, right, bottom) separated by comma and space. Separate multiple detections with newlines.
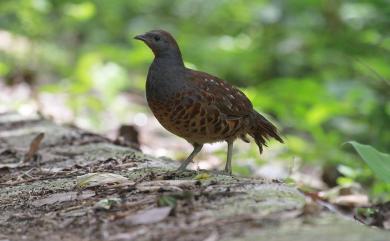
0, 0, 389, 199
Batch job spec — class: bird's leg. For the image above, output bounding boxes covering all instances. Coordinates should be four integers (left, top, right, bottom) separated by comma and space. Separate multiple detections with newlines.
177, 143, 203, 171
224, 141, 234, 175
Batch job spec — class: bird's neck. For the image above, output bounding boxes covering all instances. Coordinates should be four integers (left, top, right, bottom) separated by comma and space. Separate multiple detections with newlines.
153, 49, 185, 68
147, 52, 187, 103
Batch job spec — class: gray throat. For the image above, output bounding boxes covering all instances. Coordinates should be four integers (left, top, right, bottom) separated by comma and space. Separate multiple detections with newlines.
146, 55, 186, 102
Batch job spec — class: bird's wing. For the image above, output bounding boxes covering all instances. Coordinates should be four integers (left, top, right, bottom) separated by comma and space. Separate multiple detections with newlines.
186, 69, 253, 118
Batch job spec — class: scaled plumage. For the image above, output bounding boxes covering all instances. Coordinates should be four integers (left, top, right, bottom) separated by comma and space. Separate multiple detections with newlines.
135, 30, 283, 174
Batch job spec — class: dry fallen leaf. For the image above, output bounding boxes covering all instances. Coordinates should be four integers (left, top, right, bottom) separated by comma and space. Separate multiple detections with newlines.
319, 184, 370, 207
23, 132, 45, 163
125, 207, 172, 225
76, 173, 131, 189
136, 179, 198, 192
333, 194, 369, 207
0, 162, 28, 169
31, 190, 95, 207
94, 198, 122, 210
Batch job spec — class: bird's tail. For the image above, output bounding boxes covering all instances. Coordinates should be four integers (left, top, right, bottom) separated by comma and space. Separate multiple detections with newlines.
248, 111, 284, 154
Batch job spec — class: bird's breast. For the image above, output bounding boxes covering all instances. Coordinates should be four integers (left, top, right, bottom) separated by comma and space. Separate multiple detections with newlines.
145, 71, 188, 136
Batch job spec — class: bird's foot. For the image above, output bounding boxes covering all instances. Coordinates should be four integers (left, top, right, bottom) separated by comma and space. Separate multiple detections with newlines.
222, 170, 233, 176
212, 169, 233, 176
223, 166, 233, 176
176, 165, 188, 172
162, 168, 194, 179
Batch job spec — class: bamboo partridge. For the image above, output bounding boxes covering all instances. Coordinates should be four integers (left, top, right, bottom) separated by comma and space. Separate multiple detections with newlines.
135, 30, 283, 175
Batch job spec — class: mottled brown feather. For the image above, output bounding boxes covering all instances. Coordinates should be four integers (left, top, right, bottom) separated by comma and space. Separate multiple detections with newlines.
186, 69, 253, 118
138, 29, 283, 155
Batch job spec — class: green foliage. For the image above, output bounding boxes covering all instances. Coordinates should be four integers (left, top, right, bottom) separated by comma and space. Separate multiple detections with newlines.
347, 141, 390, 183
158, 195, 177, 208
194, 172, 211, 181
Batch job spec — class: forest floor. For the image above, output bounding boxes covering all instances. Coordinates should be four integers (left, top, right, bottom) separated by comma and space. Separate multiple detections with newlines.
0, 112, 388, 241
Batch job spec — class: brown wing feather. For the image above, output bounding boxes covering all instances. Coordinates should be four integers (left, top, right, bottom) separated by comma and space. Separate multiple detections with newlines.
186, 69, 253, 118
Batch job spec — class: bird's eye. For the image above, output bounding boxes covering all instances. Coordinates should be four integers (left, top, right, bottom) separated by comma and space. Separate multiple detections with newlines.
154, 36, 161, 41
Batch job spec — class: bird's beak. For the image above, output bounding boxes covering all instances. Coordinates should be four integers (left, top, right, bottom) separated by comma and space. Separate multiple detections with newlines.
134, 34, 147, 41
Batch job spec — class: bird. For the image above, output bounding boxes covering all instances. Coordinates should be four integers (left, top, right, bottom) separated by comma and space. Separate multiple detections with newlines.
134, 30, 283, 175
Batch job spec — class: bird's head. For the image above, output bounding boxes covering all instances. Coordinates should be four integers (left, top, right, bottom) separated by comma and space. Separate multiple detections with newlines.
134, 30, 181, 58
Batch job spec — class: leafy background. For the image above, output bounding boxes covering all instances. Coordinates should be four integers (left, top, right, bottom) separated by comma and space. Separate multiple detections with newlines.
0, 0, 389, 200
